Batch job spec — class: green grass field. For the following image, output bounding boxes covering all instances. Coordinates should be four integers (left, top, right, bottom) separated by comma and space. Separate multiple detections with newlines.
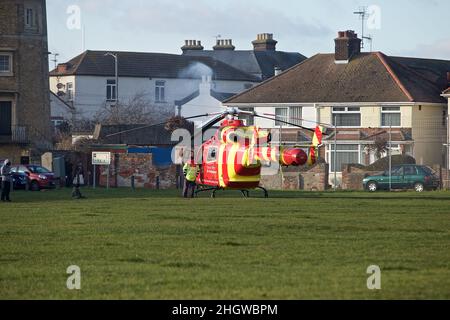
1, 188, 450, 300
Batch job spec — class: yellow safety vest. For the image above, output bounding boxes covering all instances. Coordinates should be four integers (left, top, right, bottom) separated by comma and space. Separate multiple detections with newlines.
183, 163, 199, 182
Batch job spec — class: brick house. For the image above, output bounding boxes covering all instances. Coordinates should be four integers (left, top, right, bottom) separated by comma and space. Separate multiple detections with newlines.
224, 30, 450, 186
0, 0, 52, 164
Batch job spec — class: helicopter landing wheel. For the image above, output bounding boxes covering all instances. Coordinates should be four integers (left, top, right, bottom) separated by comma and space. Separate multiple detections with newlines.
240, 190, 250, 198
256, 187, 269, 198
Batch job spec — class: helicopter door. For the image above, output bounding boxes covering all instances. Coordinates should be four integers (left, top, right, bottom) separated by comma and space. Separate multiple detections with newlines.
202, 146, 219, 186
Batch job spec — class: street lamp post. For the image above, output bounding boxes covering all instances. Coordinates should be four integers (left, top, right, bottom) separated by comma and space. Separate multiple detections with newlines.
105, 52, 119, 107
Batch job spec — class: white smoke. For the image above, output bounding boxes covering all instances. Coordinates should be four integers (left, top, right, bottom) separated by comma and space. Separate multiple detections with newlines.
178, 62, 213, 79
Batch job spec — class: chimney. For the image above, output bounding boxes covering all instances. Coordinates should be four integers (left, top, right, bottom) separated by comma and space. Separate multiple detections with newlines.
274, 66, 282, 76
181, 40, 204, 53
334, 30, 361, 64
252, 33, 277, 51
213, 39, 235, 51
447, 72, 450, 86
56, 63, 71, 73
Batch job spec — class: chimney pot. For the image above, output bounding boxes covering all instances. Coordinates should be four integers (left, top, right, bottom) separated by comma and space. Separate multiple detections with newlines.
253, 33, 278, 51
335, 30, 361, 63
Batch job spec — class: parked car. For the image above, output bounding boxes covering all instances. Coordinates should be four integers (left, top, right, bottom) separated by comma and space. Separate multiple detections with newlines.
363, 164, 440, 192
10, 164, 56, 191
0, 159, 29, 190
0, 172, 29, 190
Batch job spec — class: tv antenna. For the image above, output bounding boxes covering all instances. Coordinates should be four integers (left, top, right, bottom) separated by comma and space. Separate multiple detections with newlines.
363, 35, 373, 52
214, 34, 222, 41
353, 7, 368, 49
51, 53, 59, 69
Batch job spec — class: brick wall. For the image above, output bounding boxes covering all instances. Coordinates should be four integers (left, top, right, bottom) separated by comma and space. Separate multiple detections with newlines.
341, 165, 383, 190
98, 153, 178, 189
260, 163, 329, 191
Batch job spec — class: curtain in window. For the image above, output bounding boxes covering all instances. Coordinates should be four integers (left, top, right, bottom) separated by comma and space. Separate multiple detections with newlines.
333, 114, 361, 127
382, 113, 401, 126
275, 108, 288, 126
290, 107, 302, 126
329, 144, 359, 172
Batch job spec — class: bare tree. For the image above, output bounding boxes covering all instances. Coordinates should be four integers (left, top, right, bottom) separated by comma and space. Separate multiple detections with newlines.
365, 136, 389, 160
94, 92, 173, 125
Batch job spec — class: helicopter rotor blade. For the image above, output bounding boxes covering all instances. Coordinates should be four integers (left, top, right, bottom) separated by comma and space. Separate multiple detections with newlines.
262, 113, 333, 129
252, 114, 317, 133
104, 113, 223, 138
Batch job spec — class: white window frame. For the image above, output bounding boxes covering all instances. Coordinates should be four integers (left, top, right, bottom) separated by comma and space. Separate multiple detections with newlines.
66, 82, 74, 101
274, 106, 303, 127
0, 53, 13, 76
331, 107, 361, 128
238, 107, 255, 126
381, 106, 401, 127
155, 80, 166, 103
106, 79, 117, 102
326, 144, 362, 173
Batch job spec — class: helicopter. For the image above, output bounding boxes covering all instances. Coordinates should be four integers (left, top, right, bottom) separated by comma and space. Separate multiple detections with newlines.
105, 107, 327, 198
186, 108, 325, 198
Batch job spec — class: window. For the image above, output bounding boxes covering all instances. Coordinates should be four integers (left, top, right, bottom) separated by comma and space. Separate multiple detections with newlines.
332, 107, 361, 127
106, 80, 116, 101
25, 8, 34, 27
404, 166, 417, 176
275, 107, 288, 126
290, 106, 302, 126
0, 53, 12, 75
66, 82, 74, 101
155, 80, 165, 103
328, 144, 360, 172
207, 147, 218, 162
274, 107, 302, 126
239, 107, 254, 125
381, 107, 401, 127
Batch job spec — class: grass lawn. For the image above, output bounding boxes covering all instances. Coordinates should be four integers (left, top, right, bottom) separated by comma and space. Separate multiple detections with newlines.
0, 187, 450, 300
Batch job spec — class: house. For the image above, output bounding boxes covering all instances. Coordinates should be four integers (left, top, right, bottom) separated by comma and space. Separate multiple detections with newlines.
182, 34, 307, 80
50, 91, 75, 128
0, 0, 52, 164
225, 30, 450, 186
175, 75, 235, 126
49, 51, 260, 121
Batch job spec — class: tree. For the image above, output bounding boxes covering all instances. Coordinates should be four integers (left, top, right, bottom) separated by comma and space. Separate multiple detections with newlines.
94, 92, 173, 125
365, 136, 389, 160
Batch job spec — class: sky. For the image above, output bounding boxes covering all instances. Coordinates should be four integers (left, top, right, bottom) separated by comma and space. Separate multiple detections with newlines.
46, 0, 450, 68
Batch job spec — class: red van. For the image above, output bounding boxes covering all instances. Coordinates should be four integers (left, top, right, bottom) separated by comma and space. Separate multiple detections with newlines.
11, 164, 56, 191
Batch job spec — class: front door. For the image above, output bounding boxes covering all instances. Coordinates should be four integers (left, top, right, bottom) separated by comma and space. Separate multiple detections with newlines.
0, 101, 12, 135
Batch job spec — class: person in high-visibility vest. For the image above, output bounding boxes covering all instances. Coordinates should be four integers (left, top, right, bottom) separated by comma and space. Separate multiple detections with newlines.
182, 152, 200, 198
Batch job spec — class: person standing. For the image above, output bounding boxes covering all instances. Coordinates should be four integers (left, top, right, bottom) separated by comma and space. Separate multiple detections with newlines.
182, 152, 200, 198
72, 162, 85, 199
1, 159, 12, 202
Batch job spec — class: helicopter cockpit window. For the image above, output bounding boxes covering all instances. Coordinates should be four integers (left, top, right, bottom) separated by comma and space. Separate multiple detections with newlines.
207, 147, 218, 162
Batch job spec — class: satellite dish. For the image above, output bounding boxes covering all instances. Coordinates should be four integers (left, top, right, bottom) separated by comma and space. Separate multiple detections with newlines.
57, 91, 66, 97
56, 83, 65, 90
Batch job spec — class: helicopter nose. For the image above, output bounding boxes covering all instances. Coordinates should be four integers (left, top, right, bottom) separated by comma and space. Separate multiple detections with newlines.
281, 149, 308, 166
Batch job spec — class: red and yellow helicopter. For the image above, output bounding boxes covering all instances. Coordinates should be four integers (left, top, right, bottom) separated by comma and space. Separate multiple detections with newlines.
180, 108, 326, 198
105, 108, 327, 198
